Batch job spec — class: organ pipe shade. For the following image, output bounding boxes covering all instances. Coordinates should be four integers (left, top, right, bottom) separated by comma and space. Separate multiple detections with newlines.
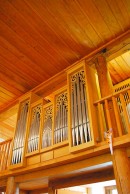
70, 70, 92, 146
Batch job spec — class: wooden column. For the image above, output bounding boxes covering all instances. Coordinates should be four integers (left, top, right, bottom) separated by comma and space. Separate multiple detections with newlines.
48, 181, 56, 194
6, 177, 17, 194
95, 54, 130, 194
95, 54, 113, 97
48, 187, 56, 194
95, 55, 118, 137
112, 148, 130, 194
19, 190, 28, 194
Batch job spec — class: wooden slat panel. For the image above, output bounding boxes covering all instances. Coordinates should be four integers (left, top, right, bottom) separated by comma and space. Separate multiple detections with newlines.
76, 0, 113, 41
93, 0, 124, 34
106, 0, 130, 31
0, 20, 51, 79
7, 0, 78, 63
24, 0, 85, 58
0, 0, 65, 72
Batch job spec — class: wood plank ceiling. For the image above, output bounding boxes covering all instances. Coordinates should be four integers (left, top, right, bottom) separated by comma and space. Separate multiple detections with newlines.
0, 0, 130, 140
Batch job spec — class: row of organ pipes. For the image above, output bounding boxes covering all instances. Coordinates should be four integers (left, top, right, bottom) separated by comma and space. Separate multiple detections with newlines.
10, 68, 93, 165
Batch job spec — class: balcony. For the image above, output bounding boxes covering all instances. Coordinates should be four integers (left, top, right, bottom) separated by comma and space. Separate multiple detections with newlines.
0, 62, 130, 180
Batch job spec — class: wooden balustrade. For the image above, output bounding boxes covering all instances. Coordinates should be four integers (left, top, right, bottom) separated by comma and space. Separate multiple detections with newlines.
94, 87, 130, 142
0, 139, 12, 171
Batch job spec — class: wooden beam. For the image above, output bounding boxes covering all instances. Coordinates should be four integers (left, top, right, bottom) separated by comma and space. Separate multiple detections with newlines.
50, 168, 114, 189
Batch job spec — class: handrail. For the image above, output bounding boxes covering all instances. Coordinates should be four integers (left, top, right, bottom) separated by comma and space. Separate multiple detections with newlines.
0, 138, 12, 145
94, 87, 130, 105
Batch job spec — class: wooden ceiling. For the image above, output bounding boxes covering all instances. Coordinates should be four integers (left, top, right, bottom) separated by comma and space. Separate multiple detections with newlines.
0, 0, 130, 139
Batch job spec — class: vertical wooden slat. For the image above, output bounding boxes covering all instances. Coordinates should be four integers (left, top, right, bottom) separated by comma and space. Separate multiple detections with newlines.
112, 97, 123, 136
104, 100, 112, 130
2, 143, 8, 171
120, 93, 130, 133
7, 141, 12, 168
126, 90, 130, 122
97, 103, 105, 141
0, 144, 5, 171
0, 139, 12, 172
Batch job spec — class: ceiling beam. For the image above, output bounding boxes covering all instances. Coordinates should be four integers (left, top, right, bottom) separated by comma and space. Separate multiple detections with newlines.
50, 168, 114, 189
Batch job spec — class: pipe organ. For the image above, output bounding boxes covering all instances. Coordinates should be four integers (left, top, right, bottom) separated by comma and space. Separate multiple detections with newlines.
54, 91, 68, 144
9, 62, 98, 167
42, 104, 53, 148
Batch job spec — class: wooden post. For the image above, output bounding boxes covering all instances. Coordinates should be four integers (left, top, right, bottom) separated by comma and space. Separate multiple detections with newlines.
95, 55, 118, 137
112, 148, 130, 194
48, 181, 56, 194
95, 54, 130, 194
95, 54, 113, 97
48, 186, 56, 194
6, 177, 17, 194
19, 190, 28, 194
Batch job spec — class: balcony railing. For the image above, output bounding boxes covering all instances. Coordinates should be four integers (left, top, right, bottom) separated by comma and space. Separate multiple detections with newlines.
94, 88, 130, 142
0, 138, 12, 171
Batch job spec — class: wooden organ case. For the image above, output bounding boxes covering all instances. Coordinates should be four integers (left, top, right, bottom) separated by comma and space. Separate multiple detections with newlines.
9, 60, 99, 168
